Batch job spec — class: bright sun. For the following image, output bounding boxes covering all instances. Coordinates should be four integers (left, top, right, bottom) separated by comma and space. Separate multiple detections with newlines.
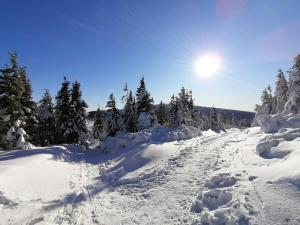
194, 53, 223, 79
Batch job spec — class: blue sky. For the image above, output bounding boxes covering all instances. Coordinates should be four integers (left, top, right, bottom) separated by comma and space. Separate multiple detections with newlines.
1, 0, 300, 112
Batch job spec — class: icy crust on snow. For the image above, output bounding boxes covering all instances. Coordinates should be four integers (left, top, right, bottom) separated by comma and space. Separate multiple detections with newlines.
94, 125, 202, 152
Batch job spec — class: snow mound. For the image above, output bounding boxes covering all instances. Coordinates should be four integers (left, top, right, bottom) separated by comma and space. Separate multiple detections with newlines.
256, 127, 300, 158
256, 113, 300, 133
254, 122, 300, 191
94, 125, 202, 152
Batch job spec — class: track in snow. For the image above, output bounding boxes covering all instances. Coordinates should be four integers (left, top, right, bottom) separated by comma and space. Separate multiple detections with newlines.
68, 130, 242, 225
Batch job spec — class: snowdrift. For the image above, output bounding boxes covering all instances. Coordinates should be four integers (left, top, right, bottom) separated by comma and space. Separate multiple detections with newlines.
255, 113, 300, 133
92, 125, 202, 152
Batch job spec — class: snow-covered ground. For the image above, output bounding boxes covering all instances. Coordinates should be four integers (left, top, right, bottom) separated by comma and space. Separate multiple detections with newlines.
1, 127, 300, 225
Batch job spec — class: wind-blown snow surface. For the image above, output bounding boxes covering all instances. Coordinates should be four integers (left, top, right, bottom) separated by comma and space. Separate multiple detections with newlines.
0, 128, 300, 225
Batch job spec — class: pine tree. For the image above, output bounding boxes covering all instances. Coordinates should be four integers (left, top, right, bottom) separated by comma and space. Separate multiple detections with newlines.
37, 89, 55, 146
256, 86, 274, 115
121, 83, 129, 104
0, 53, 34, 149
105, 93, 119, 136
274, 69, 288, 113
136, 77, 156, 130
253, 86, 275, 125
210, 106, 218, 130
123, 90, 138, 132
69, 81, 88, 143
168, 95, 178, 127
177, 87, 193, 126
55, 76, 73, 143
156, 101, 168, 125
19, 67, 39, 144
284, 55, 300, 114
93, 107, 104, 139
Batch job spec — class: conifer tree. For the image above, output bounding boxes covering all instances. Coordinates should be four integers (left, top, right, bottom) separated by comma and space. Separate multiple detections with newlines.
69, 81, 88, 143
210, 106, 218, 130
37, 89, 55, 146
121, 83, 129, 104
19, 67, 39, 144
105, 93, 119, 136
123, 90, 138, 132
93, 107, 104, 139
177, 87, 193, 126
168, 95, 178, 127
156, 101, 168, 125
135, 77, 156, 130
284, 55, 300, 114
0, 53, 34, 149
274, 69, 288, 113
261, 86, 274, 114
55, 76, 73, 143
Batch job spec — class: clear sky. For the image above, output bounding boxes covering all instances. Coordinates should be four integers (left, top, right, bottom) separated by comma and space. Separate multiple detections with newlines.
1, 0, 300, 112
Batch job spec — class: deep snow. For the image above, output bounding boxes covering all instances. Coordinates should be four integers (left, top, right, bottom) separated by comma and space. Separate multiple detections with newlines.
0, 127, 300, 225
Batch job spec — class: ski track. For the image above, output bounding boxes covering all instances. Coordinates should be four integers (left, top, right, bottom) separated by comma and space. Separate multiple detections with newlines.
72, 130, 241, 225
1, 129, 263, 225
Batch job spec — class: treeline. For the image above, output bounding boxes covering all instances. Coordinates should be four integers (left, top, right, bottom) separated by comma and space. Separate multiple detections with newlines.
253, 54, 300, 123
0, 53, 242, 150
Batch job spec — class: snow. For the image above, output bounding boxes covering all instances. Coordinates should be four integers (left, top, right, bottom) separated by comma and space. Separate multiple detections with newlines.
284, 85, 300, 114
255, 113, 300, 133
95, 124, 202, 152
1, 126, 300, 225
6, 127, 16, 141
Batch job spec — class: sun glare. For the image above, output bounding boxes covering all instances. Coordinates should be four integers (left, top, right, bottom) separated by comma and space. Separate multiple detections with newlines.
194, 53, 223, 79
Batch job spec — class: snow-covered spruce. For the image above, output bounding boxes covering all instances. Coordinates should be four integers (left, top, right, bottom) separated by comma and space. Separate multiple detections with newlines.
0, 52, 36, 149
284, 54, 300, 114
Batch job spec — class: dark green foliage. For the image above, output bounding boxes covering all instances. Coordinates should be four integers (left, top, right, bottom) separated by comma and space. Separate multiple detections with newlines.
19, 68, 39, 144
105, 93, 120, 136
168, 95, 178, 127
0, 52, 37, 149
69, 81, 88, 143
177, 87, 193, 126
167, 87, 194, 128
93, 107, 104, 139
135, 77, 156, 129
37, 89, 55, 146
136, 77, 155, 114
156, 101, 168, 125
55, 76, 73, 143
124, 91, 138, 132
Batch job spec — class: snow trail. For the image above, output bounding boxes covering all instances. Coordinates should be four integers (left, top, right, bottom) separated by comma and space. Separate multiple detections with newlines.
77, 130, 239, 225
0, 129, 267, 225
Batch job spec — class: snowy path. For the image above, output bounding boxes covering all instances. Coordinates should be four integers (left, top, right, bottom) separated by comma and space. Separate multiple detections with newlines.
2, 129, 297, 225
61, 130, 240, 225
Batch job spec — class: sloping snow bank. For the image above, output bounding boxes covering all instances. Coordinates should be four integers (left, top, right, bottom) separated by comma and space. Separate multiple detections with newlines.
244, 125, 300, 224
255, 113, 300, 133
92, 125, 202, 152
254, 125, 300, 188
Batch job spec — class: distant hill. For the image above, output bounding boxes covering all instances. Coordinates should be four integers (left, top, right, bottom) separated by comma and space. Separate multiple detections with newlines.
194, 106, 255, 121
88, 106, 255, 123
